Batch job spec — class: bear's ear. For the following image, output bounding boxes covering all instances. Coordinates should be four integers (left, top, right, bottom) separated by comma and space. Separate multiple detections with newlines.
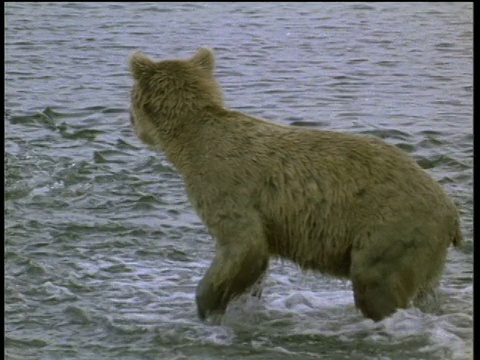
190, 47, 215, 73
129, 52, 155, 80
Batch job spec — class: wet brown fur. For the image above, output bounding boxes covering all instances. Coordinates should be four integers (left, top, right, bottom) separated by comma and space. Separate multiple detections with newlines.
129, 47, 463, 321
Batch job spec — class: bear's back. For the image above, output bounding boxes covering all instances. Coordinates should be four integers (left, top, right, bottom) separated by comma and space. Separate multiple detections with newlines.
193, 111, 460, 275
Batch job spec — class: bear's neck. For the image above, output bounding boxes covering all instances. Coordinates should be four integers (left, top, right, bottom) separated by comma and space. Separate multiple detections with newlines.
156, 110, 209, 175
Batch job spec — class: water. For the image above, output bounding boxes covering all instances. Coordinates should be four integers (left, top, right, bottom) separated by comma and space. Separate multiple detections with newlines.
5, 2, 473, 359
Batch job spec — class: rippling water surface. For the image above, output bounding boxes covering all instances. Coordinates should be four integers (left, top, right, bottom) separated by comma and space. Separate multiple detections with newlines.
5, 3, 473, 359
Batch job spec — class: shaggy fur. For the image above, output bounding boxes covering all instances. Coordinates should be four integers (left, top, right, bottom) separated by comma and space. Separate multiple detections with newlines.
129, 47, 462, 322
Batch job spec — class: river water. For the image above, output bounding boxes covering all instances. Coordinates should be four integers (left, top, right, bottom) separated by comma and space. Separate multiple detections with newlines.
5, 2, 473, 359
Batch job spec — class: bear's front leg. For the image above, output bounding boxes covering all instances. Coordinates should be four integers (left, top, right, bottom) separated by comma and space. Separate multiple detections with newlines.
195, 214, 269, 320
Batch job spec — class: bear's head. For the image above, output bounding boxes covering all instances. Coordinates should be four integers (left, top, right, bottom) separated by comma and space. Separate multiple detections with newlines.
129, 47, 224, 147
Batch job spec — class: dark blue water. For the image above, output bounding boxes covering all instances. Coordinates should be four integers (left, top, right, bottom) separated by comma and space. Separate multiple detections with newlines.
5, 3, 472, 359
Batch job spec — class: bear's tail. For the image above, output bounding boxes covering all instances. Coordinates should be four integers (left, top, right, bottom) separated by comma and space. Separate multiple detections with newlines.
451, 216, 464, 248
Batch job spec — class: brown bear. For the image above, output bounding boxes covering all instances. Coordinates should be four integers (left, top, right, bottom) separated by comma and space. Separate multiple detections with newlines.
128, 47, 463, 322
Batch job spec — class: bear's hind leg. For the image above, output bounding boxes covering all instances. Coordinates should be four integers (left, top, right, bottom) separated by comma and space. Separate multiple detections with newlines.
350, 245, 421, 321
351, 270, 414, 321
349, 222, 450, 321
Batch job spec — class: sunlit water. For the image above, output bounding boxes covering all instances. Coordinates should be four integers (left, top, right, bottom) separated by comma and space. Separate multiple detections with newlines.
5, 3, 472, 359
